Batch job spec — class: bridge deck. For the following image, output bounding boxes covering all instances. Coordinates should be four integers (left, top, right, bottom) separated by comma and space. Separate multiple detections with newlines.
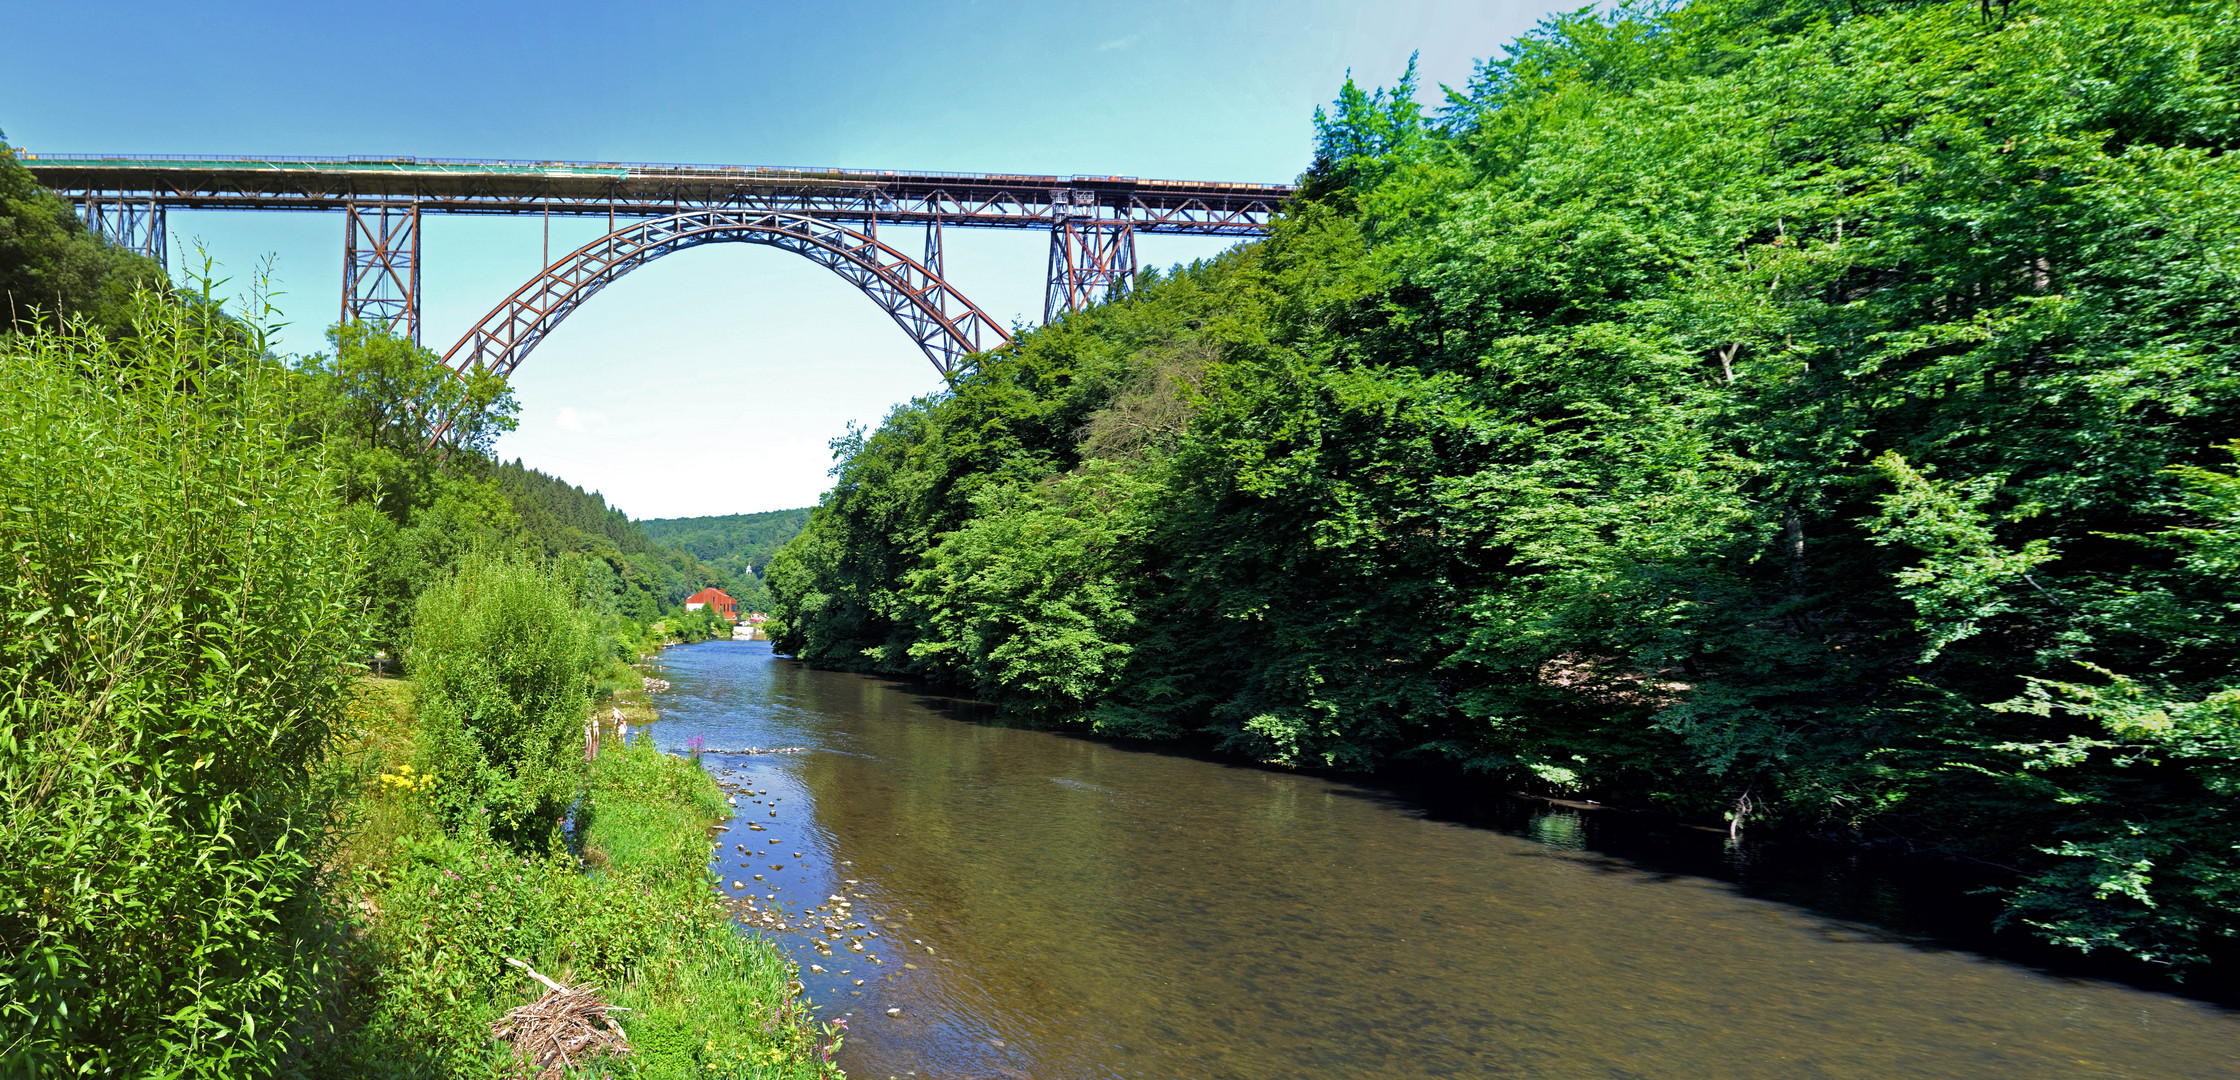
24, 153, 1294, 234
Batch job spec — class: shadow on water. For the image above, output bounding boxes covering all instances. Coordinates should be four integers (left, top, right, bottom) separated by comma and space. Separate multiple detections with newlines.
878, 674, 2240, 1009
656, 641, 2240, 1080
1379, 772, 2240, 1006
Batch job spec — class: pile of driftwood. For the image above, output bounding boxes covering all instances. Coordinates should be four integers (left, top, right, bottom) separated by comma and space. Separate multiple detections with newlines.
490, 958, 630, 1078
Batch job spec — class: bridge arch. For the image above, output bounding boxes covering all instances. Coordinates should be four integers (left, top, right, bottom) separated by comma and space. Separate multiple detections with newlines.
442, 208, 1011, 383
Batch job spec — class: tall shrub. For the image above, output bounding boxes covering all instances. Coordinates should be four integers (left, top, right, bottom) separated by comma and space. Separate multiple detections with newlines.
0, 294, 364, 1075
407, 555, 597, 850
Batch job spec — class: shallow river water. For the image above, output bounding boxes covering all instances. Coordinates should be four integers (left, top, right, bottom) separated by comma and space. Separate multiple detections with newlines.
644, 640, 2240, 1079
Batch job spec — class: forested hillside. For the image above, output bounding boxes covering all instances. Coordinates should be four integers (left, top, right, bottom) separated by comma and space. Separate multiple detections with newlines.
294, 322, 736, 653
770, 0, 2240, 970
640, 507, 812, 611
492, 458, 742, 620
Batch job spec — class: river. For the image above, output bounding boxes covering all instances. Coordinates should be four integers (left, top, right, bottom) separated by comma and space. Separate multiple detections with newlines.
640, 640, 2240, 1079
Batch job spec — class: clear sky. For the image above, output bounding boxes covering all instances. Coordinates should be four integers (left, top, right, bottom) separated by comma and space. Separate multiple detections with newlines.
3, 0, 1570, 519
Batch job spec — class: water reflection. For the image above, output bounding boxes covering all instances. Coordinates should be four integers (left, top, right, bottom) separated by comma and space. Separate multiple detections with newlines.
645, 641, 2240, 1080
1526, 808, 1586, 851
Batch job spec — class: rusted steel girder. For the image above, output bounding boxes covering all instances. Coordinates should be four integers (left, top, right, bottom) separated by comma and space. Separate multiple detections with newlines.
33, 153, 1291, 355
75, 191, 166, 268
445, 208, 1007, 383
25, 155, 1289, 236
1046, 189, 1137, 321
343, 200, 420, 343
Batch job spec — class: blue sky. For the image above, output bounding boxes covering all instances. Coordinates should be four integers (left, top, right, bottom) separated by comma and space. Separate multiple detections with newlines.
3, 0, 1570, 518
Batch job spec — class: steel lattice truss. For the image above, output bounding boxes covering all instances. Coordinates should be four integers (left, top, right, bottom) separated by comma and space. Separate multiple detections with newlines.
1046, 206, 1138, 323
449, 208, 1008, 380
28, 153, 1291, 378
76, 192, 167, 268
24, 155, 1289, 235
343, 202, 420, 343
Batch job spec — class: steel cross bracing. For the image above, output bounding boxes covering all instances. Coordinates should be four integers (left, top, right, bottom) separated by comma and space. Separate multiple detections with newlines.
343, 201, 421, 343
27, 153, 1291, 374
76, 191, 167, 269
1046, 189, 1137, 322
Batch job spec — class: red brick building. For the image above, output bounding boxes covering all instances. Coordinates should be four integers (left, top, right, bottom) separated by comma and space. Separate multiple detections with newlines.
683, 587, 738, 622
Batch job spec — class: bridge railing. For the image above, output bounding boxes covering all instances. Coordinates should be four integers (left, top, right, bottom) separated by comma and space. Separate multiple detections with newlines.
18, 152, 1291, 195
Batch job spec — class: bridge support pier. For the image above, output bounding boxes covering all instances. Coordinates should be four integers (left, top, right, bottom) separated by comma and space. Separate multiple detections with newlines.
1044, 190, 1135, 323
78, 192, 167, 269
343, 200, 421, 344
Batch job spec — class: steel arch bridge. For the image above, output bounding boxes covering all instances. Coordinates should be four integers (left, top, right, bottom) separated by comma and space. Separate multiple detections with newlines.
24, 153, 1292, 381
451, 209, 1007, 380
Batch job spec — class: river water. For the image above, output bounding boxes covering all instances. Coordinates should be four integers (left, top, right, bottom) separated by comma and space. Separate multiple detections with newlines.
642, 640, 2240, 1079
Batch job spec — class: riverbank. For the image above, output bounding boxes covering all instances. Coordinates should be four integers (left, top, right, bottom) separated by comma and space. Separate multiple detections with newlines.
312, 675, 842, 1078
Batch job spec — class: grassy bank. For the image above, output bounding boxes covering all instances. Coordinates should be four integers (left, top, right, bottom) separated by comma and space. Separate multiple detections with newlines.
317, 677, 840, 1078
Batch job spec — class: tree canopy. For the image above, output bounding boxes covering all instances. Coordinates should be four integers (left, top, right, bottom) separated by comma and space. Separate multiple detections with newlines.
770, 0, 2240, 971
0, 138, 168, 336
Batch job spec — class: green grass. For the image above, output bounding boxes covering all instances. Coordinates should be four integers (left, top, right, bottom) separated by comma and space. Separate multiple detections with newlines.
310, 684, 839, 1079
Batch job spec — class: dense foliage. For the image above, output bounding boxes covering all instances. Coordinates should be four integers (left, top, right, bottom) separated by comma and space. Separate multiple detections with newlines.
408, 556, 602, 850
0, 157, 818, 1072
0, 140, 167, 335
292, 323, 735, 655
639, 508, 812, 612
320, 621, 838, 1079
0, 289, 363, 1074
495, 459, 743, 619
771, 0, 2240, 970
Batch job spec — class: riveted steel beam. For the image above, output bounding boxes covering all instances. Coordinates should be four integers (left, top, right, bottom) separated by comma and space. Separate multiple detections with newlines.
1045, 188, 1137, 321
27, 155, 1289, 236
76, 191, 167, 268
343, 200, 420, 343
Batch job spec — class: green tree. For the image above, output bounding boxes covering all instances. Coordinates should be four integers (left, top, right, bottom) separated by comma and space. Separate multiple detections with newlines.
0, 138, 169, 335
773, 0, 2240, 969
409, 555, 599, 851
0, 285, 364, 1075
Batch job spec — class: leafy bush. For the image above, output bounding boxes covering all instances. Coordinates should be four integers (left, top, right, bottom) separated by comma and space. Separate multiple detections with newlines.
898, 464, 1156, 715
408, 554, 599, 851
0, 291, 363, 1075
0, 139, 169, 335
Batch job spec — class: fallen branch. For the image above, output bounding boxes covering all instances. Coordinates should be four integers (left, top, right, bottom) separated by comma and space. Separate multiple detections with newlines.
490, 958, 631, 1079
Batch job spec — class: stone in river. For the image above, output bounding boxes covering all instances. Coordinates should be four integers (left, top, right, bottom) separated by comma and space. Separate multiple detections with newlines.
885, 1008, 901, 1017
